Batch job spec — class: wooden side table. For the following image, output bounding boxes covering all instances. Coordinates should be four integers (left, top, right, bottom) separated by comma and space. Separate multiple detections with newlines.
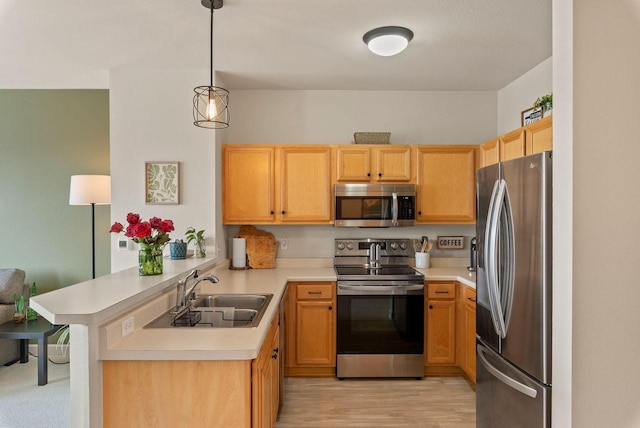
0, 318, 64, 385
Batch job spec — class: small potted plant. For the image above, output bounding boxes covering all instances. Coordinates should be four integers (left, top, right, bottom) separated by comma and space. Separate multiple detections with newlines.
185, 227, 206, 258
13, 294, 25, 323
534, 93, 553, 117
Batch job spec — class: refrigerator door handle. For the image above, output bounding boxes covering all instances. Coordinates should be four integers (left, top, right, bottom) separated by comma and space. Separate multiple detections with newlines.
501, 181, 516, 335
477, 344, 538, 399
485, 179, 507, 337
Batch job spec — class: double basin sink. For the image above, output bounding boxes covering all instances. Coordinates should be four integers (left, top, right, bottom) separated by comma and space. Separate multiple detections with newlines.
145, 293, 273, 329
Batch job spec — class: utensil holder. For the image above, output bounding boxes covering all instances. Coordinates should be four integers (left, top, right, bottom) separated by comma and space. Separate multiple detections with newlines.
416, 253, 430, 269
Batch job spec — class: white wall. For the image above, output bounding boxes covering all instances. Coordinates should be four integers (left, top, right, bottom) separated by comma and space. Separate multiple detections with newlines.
228, 90, 497, 145
109, 69, 221, 272
552, 1, 572, 426
497, 57, 552, 135
572, 1, 640, 426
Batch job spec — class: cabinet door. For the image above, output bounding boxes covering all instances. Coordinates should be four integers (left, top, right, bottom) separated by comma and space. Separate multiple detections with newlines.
223, 145, 275, 224
426, 299, 456, 364
270, 329, 280, 426
464, 297, 477, 383
525, 115, 553, 154
499, 129, 525, 161
335, 146, 371, 182
296, 300, 336, 366
479, 138, 499, 167
278, 146, 332, 223
416, 146, 476, 223
252, 342, 272, 428
373, 146, 412, 182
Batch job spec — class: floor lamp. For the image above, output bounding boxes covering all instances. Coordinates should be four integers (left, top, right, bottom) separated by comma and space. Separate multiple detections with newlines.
69, 175, 111, 279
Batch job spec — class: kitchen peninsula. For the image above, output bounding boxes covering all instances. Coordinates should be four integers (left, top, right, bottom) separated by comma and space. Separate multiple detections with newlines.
30, 257, 474, 428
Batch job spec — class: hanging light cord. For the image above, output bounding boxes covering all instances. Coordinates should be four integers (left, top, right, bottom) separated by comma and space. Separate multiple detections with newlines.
209, 2, 213, 87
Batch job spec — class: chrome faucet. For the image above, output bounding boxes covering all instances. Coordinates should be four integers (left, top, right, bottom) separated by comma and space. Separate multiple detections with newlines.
369, 243, 381, 269
172, 270, 219, 313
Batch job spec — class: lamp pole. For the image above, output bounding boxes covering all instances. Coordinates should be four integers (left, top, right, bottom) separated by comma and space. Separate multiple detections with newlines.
91, 202, 96, 279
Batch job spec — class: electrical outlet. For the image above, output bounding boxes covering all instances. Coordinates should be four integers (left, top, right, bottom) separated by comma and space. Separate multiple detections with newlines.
122, 316, 134, 337
437, 236, 465, 249
280, 239, 288, 250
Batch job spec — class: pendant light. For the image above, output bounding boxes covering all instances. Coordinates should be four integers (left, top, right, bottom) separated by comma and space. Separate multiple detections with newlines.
193, 0, 229, 129
363, 26, 414, 57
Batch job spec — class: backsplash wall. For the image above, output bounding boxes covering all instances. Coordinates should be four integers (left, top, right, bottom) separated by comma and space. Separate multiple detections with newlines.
224, 224, 475, 260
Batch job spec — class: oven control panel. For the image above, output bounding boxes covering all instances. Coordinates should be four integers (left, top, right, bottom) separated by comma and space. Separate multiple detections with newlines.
334, 239, 411, 257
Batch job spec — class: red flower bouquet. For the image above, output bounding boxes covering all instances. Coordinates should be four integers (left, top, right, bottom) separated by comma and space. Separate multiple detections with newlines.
110, 213, 175, 275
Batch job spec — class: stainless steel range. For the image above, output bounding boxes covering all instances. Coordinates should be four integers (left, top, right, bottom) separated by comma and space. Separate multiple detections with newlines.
334, 238, 425, 378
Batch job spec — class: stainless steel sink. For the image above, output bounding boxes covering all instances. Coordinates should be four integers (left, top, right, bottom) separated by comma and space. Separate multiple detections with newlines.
191, 294, 269, 310
144, 293, 273, 329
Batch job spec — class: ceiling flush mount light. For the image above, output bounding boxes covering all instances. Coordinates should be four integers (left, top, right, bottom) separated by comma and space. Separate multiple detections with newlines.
363, 26, 414, 57
193, 0, 229, 129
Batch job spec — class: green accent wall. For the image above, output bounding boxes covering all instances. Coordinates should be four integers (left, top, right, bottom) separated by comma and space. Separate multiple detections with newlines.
0, 90, 110, 294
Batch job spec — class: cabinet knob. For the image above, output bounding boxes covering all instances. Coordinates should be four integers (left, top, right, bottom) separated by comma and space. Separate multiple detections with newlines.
378, 173, 382, 177
367, 173, 371, 177
418, 211, 422, 215
429, 305, 433, 309
272, 353, 278, 360
274, 348, 279, 353
270, 210, 274, 215
328, 306, 332, 310
281, 210, 286, 215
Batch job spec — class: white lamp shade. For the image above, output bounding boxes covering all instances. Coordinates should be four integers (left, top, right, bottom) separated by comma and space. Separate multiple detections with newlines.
69, 175, 111, 205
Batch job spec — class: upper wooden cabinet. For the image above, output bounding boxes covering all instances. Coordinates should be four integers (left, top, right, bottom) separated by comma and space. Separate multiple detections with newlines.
478, 115, 553, 168
223, 145, 276, 224
415, 146, 476, 224
335, 145, 412, 183
499, 128, 526, 162
525, 115, 553, 155
479, 138, 499, 167
222, 145, 332, 224
278, 146, 332, 223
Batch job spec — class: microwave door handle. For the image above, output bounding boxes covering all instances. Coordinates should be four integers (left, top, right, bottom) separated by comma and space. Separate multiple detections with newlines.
392, 192, 398, 226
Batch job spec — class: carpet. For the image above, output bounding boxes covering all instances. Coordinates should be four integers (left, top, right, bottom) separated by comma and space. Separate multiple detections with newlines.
0, 353, 70, 428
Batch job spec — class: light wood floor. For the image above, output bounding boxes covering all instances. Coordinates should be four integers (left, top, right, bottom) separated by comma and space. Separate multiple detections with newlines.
276, 377, 476, 428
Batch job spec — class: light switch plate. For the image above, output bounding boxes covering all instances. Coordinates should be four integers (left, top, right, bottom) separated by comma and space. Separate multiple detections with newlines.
437, 236, 465, 249
117, 238, 130, 251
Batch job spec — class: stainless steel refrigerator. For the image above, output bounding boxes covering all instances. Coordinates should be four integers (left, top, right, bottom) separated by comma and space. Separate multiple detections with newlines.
476, 151, 552, 428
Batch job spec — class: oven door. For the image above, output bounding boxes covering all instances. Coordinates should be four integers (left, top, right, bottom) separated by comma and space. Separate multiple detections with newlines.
336, 282, 424, 356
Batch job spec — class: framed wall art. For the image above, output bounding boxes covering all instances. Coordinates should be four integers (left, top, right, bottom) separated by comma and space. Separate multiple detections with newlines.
521, 106, 543, 126
145, 161, 179, 205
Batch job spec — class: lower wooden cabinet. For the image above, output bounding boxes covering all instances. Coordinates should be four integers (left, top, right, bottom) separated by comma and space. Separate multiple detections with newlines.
252, 315, 280, 428
425, 282, 457, 365
463, 286, 477, 383
284, 282, 336, 376
103, 312, 281, 428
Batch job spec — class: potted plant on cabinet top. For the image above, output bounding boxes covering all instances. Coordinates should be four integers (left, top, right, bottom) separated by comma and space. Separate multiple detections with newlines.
534, 93, 553, 117
185, 227, 206, 258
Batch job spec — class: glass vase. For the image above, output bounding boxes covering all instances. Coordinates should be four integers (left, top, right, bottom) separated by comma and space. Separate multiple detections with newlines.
139, 244, 163, 276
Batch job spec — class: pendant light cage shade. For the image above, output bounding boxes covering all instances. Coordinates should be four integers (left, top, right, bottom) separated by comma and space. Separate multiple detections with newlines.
193, 85, 229, 129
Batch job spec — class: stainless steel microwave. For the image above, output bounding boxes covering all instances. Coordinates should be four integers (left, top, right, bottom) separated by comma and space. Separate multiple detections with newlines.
334, 183, 416, 227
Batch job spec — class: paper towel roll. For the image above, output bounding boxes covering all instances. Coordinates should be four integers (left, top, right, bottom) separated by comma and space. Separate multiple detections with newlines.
232, 238, 246, 268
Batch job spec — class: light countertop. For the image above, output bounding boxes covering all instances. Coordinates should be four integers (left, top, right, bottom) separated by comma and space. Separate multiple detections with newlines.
32, 257, 475, 362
